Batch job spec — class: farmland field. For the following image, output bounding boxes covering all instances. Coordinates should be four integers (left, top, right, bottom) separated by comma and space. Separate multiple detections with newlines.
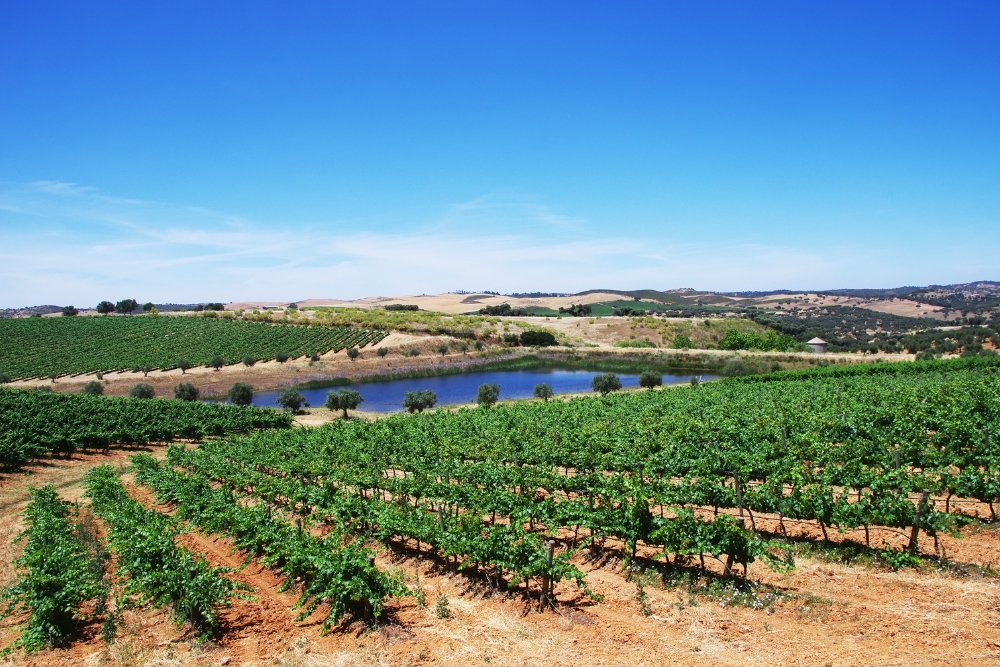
0, 315, 387, 380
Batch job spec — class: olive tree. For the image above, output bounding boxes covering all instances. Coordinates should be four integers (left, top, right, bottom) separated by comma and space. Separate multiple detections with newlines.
174, 383, 199, 401
591, 373, 622, 396
437, 344, 449, 356
377, 347, 388, 361
176, 359, 191, 374
476, 383, 500, 407
228, 382, 253, 406
276, 388, 307, 412
346, 347, 360, 361
402, 389, 437, 413
243, 356, 256, 367
130, 383, 155, 399
140, 364, 153, 377
325, 388, 363, 419
638, 370, 662, 389
61, 305, 78, 317
275, 352, 290, 364
533, 383, 553, 402
211, 355, 225, 371
96, 301, 114, 315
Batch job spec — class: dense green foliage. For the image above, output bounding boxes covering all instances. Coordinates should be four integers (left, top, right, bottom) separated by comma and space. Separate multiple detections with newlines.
0, 487, 104, 652
746, 306, 942, 353
670, 334, 693, 349
85, 466, 246, 636
0, 316, 387, 380
614, 339, 657, 348
479, 304, 530, 316
0, 388, 292, 469
520, 330, 557, 347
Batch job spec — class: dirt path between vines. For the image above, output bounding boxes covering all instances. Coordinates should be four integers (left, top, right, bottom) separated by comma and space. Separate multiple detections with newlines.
3, 451, 1000, 666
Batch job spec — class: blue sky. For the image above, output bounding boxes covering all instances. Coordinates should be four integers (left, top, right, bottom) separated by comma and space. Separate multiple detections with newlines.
1, 2, 998, 307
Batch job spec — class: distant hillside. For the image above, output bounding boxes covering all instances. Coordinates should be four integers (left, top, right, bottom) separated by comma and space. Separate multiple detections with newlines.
0, 305, 62, 318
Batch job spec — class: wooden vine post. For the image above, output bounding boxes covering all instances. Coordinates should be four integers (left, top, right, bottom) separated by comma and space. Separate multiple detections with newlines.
539, 540, 555, 611
907, 491, 930, 555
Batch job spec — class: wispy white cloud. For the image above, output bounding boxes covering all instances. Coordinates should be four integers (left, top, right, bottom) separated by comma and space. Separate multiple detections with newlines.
0, 181, 994, 308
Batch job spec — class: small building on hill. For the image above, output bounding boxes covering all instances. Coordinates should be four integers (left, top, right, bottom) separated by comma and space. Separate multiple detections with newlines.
806, 337, 828, 354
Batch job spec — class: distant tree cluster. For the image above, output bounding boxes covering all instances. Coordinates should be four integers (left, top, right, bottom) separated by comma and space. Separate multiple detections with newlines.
558, 304, 592, 317
92, 299, 157, 315
478, 303, 529, 316
901, 325, 1000, 358
384, 304, 419, 311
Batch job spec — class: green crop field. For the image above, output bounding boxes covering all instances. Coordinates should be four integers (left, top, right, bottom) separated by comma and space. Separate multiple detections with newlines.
0, 315, 387, 380
4, 356, 1000, 645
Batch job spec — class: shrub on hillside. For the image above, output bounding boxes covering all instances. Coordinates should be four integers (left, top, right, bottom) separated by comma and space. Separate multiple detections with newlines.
520, 331, 557, 347
80, 381, 104, 396
671, 334, 693, 349
615, 339, 655, 348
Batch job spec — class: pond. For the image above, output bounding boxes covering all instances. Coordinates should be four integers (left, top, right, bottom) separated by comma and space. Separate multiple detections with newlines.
250, 368, 714, 413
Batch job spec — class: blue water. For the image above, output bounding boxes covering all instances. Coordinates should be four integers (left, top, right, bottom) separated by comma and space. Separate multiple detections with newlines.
250, 368, 714, 413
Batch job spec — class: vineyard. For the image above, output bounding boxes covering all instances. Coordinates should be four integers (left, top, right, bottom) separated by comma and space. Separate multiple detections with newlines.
0, 316, 387, 380
0, 388, 292, 470
3, 356, 1000, 657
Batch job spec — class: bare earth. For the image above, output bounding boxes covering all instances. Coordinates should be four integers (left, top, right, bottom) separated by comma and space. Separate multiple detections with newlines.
2, 450, 1000, 666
